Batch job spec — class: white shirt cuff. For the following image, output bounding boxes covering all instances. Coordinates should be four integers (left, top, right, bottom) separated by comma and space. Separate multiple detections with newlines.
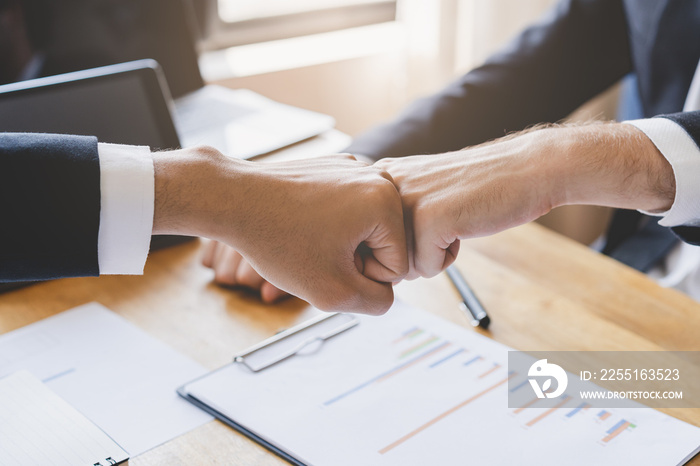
624, 118, 700, 227
97, 143, 154, 274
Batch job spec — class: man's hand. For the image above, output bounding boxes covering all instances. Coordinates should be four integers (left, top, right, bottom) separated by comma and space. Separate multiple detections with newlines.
195, 122, 675, 294
374, 138, 552, 279
152, 149, 408, 315
375, 123, 675, 279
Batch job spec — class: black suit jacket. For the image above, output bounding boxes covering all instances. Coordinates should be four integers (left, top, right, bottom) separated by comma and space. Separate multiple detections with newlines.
347, 0, 700, 256
0, 133, 101, 281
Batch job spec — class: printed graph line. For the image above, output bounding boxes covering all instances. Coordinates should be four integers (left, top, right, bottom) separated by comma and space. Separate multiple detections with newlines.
602, 420, 635, 443
525, 395, 571, 427
463, 355, 483, 367
378, 373, 514, 455
400, 336, 440, 359
566, 402, 590, 418
323, 341, 451, 406
607, 419, 628, 434
478, 363, 501, 378
42, 368, 76, 383
429, 348, 466, 369
392, 327, 424, 344
509, 380, 529, 393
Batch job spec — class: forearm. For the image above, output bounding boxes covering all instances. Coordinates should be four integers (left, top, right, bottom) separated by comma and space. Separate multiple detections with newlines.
544, 123, 675, 213
375, 121, 677, 279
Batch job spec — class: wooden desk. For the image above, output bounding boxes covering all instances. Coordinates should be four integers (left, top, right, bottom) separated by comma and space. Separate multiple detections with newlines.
2, 222, 700, 464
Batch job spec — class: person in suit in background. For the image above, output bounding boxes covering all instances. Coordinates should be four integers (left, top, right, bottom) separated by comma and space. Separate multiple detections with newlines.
0, 0, 48, 84
203, 0, 700, 301
0, 133, 409, 315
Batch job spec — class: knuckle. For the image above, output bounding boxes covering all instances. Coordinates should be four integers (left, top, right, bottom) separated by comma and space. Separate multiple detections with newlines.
405, 269, 421, 281
413, 250, 434, 278
309, 284, 346, 311
412, 201, 436, 230
374, 157, 396, 169
395, 260, 410, 279
337, 153, 358, 162
195, 145, 224, 158
313, 295, 341, 312
372, 165, 394, 183
324, 153, 359, 165
370, 178, 400, 207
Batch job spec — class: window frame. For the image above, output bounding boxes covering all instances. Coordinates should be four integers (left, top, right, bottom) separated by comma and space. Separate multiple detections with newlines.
200, 0, 397, 51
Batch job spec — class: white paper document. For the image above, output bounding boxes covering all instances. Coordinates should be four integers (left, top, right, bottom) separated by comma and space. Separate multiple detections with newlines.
0, 303, 212, 456
182, 301, 700, 466
0, 370, 128, 466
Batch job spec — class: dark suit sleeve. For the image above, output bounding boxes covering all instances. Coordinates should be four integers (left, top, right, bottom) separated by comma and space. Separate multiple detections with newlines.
0, 133, 101, 281
654, 111, 700, 245
346, 0, 632, 160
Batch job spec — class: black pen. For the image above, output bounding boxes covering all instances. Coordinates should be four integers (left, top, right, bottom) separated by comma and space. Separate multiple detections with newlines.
445, 265, 491, 329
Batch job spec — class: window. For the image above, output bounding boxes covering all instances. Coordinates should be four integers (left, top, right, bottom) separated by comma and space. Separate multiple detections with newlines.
203, 0, 397, 50
218, 0, 390, 23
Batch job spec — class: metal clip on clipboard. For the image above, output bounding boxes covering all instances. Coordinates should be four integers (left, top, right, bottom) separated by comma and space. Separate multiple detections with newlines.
233, 313, 359, 372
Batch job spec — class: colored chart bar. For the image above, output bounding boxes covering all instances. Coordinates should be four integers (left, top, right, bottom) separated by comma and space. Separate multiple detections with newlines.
323, 341, 450, 406
400, 336, 440, 359
429, 348, 466, 369
606, 419, 627, 434
478, 363, 501, 379
565, 402, 590, 418
598, 410, 612, 421
379, 374, 515, 455
393, 327, 424, 344
509, 380, 529, 393
525, 395, 571, 427
602, 420, 635, 443
464, 355, 483, 367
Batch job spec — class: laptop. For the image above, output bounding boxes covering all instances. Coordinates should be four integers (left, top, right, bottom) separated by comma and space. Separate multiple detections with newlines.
156, 0, 335, 158
0, 59, 189, 291
0, 60, 179, 149
28, 0, 335, 159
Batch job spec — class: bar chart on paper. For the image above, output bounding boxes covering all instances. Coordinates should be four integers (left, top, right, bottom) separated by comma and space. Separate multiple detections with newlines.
183, 302, 700, 466
314, 317, 662, 463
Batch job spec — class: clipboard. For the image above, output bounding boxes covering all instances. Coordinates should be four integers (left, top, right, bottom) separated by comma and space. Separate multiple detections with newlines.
176, 302, 700, 466
177, 312, 359, 466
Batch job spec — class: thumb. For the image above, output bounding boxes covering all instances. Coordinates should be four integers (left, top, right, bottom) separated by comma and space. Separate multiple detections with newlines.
414, 235, 461, 278
359, 212, 409, 284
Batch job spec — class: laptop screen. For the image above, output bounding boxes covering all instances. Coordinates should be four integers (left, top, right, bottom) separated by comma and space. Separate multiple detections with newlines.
0, 60, 181, 150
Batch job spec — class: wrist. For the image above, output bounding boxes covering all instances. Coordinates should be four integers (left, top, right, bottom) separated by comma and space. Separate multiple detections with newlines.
547, 124, 675, 212
152, 146, 253, 242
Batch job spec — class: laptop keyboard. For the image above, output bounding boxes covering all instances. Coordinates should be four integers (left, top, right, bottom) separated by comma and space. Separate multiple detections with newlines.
171, 86, 335, 159
174, 95, 257, 133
